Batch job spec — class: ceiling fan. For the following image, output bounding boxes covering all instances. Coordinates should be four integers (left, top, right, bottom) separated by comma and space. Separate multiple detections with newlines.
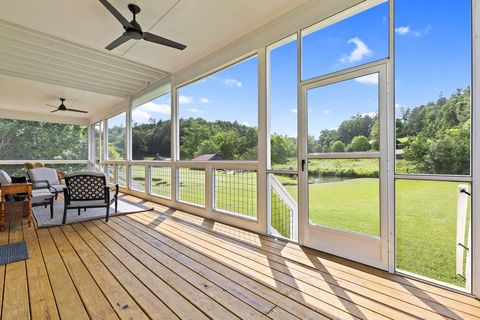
99, 0, 187, 51
46, 98, 88, 114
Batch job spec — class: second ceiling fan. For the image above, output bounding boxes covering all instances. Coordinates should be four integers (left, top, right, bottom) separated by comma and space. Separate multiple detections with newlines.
99, 0, 187, 51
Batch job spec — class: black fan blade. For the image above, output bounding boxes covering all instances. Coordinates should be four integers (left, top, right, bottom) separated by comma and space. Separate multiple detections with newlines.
46, 104, 58, 108
143, 32, 186, 50
105, 34, 131, 50
99, 0, 131, 28
66, 108, 88, 114
51, 109, 59, 113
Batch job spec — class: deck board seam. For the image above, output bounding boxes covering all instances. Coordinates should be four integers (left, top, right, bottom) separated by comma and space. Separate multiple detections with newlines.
141, 209, 478, 318
30, 225, 62, 320
58, 225, 139, 320
70, 222, 177, 320
98, 218, 279, 320
78, 221, 197, 320
107, 217, 278, 316
153, 206, 480, 309
128, 212, 425, 320
117, 215, 365, 320
86, 219, 240, 320
45, 227, 91, 319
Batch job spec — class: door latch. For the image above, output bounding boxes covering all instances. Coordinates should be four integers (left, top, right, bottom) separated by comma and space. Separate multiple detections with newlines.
301, 159, 306, 171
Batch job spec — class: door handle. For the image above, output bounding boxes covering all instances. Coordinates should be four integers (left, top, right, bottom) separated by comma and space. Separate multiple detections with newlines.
301, 159, 306, 171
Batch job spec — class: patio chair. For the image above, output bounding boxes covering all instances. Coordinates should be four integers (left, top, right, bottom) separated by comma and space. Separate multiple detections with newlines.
0, 169, 55, 218
62, 172, 119, 224
24, 162, 66, 182
28, 168, 66, 199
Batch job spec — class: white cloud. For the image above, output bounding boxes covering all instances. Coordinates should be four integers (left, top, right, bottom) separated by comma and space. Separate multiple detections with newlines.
361, 112, 377, 118
138, 101, 170, 115
241, 121, 250, 127
200, 97, 210, 104
179, 95, 194, 104
395, 25, 431, 37
224, 78, 242, 88
395, 26, 410, 35
132, 109, 153, 123
339, 37, 372, 63
324, 109, 331, 115
291, 108, 297, 114
187, 108, 203, 113
354, 74, 378, 85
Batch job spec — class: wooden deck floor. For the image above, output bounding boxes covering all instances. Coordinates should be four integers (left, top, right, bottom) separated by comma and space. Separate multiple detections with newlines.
1, 195, 479, 319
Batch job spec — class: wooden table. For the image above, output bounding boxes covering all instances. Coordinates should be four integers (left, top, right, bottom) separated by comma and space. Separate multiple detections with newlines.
0, 183, 33, 231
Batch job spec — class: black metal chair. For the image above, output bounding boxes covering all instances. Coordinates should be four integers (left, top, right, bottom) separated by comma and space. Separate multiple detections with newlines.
63, 172, 119, 224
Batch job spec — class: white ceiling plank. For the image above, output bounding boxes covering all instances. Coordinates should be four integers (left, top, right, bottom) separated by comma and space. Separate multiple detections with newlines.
0, 20, 166, 78
0, 35, 162, 82
0, 47, 155, 87
0, 55, 140, 93
0, 64, 132, 96
0, 69, 129, 98
0, 74, 125, 122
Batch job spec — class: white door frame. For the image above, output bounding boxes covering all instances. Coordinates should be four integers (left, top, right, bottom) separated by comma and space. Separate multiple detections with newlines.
298, 62, 389, 270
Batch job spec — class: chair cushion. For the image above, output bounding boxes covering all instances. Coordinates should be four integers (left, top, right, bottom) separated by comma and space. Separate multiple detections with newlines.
68, 191, 116, 208
32, 189, 54, 204
0, 170, 12, 185
70, 199, 107, 207
28, 168, 60, 186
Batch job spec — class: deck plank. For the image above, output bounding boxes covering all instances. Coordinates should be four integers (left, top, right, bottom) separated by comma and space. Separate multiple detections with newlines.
97, 218, 273, 320
59, 225, 149, 320
1, 194, 479, 320
123, 213, 382, 320
70, 222, 179, 320
36, 227, 89, 320
0, 221, 11, 319
49, 227, 119, 319
155, 203, 480, 313
91, 219, 242, 320
2, 222, 30, 320
81, 220, 210, 320
107, 217, 276, 314
23, 223, 59, 320
133, 210, 471, 320
112, 215, 327, 320
142, 204, 480, 319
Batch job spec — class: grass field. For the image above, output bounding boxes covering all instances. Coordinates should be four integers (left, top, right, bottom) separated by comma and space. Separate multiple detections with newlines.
127, 164, 470, 288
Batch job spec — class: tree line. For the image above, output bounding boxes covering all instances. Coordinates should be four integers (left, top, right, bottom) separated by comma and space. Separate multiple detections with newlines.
0, 119, 88, 160
2, 87, 465, 176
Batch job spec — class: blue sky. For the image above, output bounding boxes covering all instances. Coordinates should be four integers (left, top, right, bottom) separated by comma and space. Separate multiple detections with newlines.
127, 0, 471, 138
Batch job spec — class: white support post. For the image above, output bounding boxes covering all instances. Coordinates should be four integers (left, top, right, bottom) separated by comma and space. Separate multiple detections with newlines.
125, 98, 132, 191
387, 0, 396, 274
171, 76, 178, 204
258, 47, 268, 234
297, 29, 307, 246
205, 164, 213, 212
472, 0, 480, 298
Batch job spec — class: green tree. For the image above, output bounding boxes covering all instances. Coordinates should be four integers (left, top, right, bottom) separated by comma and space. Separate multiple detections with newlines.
370, 120, 379, 151
331, 141, 346, 152
347, 135, 371, 152
195, 140, 219, 156
213, 131, 237, 160
271, 134, 289, 164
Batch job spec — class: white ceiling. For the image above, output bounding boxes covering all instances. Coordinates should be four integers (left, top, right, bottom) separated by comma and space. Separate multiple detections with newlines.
0, 0, 310, 73
0, 74, 124, 124
0, 0, 311, 123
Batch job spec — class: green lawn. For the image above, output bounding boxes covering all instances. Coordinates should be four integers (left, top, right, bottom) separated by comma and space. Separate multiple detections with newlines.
129, 165, 470, 288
